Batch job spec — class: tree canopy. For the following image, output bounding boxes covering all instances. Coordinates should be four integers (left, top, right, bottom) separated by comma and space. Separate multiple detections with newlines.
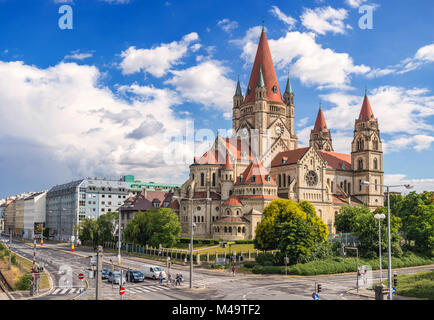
78, 211, 119, 246
255, 199, 328, 264
123, 208, 181, 248
335, 205, 402, 257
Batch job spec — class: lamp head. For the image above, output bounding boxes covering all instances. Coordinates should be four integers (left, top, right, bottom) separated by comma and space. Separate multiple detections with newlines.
404, 184, 413, 189
360, 180, 370, 186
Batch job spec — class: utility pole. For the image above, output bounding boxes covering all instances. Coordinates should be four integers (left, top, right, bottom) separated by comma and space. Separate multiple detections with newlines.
118, 212, 121, 265
96, 245, 103, 300
32, 234, 37, 295
190, 199, 193, 289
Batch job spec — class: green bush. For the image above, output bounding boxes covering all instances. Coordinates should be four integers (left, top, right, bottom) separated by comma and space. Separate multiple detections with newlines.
243, 262, 256, 269
234, 240, 254, 244
0, 243, 6, 251
298, 241, 337, 264
255, 252, 278, 266
11, 254, 18, 266
14, 274, 32, 291
177, 238, 220, 245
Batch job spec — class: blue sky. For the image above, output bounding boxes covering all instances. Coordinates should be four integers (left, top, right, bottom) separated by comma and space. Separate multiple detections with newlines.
0, 0, 433, 198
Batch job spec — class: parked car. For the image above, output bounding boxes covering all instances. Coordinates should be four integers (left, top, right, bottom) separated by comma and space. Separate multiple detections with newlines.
101, 268, 109, 280
126, 270, 145, 283
108, 271, 126, 284
141, 265, 166, 280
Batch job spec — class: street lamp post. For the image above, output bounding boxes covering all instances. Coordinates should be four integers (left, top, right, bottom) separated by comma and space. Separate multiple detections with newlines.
118, 212, 121, 265
360, 180, 412, 300
173, 196, 211, 289
374, 213, 386, 282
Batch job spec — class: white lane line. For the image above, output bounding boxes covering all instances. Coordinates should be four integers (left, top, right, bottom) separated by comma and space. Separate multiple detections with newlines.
52, 288, 61, 295
145, 286, 159, 292
131, 286, 151, 293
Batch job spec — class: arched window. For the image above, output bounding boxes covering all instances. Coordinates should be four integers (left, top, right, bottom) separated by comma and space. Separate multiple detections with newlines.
194, 216, 197, 223
283, 174, 286, 187
224, 226, 227, 233
278, 174, 281, 187
201, 216, 204, 223
226, 209, 230, 216
348, 182, 351, 195
374, 158, 378, 170
358, 159, 363, 170
373, 139, 379, 150
242, 227, 245, 233
228, 226, 232, 233
344, 180, 347, 193
253, 189, 256, 195
331, 181, 334, 193
375, 179, 378, 191
238, 227, 241, 233
200, 173, 205, 186
288, 175, 291, 186
357, 138, 364, 151
212, 173, 216, 186
236, 210, 239, 216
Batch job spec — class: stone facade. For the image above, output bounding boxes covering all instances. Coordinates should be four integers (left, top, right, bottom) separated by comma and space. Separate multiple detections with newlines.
176, 29, 384, 240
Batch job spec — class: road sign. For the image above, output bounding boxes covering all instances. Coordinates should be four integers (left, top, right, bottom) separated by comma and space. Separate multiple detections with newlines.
119, 287, 126, 295
71, 236, 75, 242
392, 286, 396, 294
78, 273, 84, 280
313, 293, 319, 300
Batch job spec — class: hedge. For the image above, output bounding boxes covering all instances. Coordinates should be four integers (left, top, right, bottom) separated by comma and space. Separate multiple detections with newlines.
178, 238, 220, 245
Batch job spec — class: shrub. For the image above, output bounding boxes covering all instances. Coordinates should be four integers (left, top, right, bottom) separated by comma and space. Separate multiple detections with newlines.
14, 274, 32, 291
11, 254, 18, 266
234, 240, 254, 244
0, 243, 5, 251
255, 252, 278, 266
297, 241, 337, 264
243, 262, 256, 269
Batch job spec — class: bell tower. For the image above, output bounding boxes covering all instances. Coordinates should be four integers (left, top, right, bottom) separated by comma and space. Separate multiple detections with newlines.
310, 104, 333, 151
351, 90, 384, 208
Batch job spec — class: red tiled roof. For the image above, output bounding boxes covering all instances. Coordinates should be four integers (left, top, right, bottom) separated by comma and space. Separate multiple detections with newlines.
235, 158, 276, 186
271, 147, 309, 167
214, 216, 247, 223
237, 195, 278, 200
357, 94, 375, 122
170, 199, 180, 209
332, 195, 364, 205
244, 30, 284, 104
195, 137, 253, 165
317, 150, 352, 170
312, 107, 328, 133
192, 192, 221, 200
223, 195, 242, 206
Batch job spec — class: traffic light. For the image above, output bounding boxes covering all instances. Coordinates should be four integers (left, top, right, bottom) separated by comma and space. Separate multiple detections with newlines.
393, 274, 398, 287
317, 283, 322, 293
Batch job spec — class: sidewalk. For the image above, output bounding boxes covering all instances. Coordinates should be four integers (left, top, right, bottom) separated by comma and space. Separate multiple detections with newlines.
347, 288, 420, 300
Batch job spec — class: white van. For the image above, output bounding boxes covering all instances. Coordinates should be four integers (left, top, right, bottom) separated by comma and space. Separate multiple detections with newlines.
141, 265, 167, 280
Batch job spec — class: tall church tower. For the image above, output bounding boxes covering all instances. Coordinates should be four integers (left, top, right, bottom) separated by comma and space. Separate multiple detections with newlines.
310, 104, 333, 151
233, 77, 243, 130
233, 26, 298, 159
351, 91, 384, 208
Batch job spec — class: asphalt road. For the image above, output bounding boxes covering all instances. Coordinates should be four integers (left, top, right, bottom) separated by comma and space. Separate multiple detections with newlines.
2, 236, 432, 300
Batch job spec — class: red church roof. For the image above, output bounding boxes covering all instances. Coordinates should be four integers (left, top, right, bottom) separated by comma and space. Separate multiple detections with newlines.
271, 147, 309, 167
312, 107, 328, 133
244, 30, 284, 104
222, 152, 233, 170
317, 150, 352, 170
194, 137, 253, 165
235, 158, 276, 186
223, 195, 242, 206
357, 94, 375, 122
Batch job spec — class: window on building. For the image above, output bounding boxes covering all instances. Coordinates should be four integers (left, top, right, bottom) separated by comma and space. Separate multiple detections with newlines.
201, 173, 205, 186
224, 227, 227, 233
197, 206, 201, 211
373, 139, 379, 150
102, 195, 105, 198
228, 226, 232, 233
358, 159, 363, 170
375, 179, 378, 191
374, 158, 378, 170
359, 179, 362, 191
348, 183, 351, 195
201, 216, 204, 223
242, 227, 245, 233
331, 181, 334, 193
212, 173, 216, 187
238, 227, 241, 233
252, 175, 256, 183
278, 174, 281, 187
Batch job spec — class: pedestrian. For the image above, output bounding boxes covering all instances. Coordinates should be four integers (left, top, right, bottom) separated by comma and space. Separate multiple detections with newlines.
167, 272, 172, 285
184, 257, 187, 265
232, 266, 235, 276
175, 273, 180, 286
159, 271, 163, 284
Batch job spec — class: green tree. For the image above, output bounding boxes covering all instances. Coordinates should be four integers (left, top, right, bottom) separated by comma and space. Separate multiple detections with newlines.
78, 218, 99, 245
255, 199, 328, 264
97, 211, 118, 243
123, 208, 181, 247
335, 205, 401, 258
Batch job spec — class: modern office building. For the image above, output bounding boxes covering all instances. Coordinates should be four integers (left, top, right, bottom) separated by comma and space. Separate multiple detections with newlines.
23, 191, 47, 239
0, 199, 5, 233
46, 178, 129, 241
122, 175, 181, 195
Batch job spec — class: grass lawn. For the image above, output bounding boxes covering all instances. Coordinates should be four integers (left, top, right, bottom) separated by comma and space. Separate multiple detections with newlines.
0, 246, 49, 291
393, 271, 434, 300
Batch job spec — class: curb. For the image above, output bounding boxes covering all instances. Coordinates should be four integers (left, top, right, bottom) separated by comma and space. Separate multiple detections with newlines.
72, 279, 89, 300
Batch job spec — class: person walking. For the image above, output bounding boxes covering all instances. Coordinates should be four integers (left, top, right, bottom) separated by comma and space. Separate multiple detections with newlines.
175, 273, 179, 286
184, 257, 187, 266
159, 271, 163, 284
167, 272, 172, 285
232, 266, 235, 277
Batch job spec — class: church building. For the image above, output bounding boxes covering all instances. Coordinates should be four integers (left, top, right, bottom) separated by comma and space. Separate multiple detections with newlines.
176, 27, 384, 240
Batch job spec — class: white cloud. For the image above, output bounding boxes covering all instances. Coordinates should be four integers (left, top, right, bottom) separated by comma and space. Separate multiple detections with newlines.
384, 174, 434, 193
297, 117, 309, 127
270, 6, 297, 29
119, 32, 199, 78
345, 0, 368, 8
64, 50, 93, 61
164, 60, 236, 117
0, 60, 193, 184
300, 6, 351, 35
233, 28, 369, 89
367, 43, 434, 78
384, 135, 434, 153
217, 19, 239, 33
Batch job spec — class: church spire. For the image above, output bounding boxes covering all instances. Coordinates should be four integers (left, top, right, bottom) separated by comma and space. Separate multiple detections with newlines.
285, 72, 293, 94
244, 28, 283, 104
357, 90, 375, 122
313, 103, 328, 133
258, 65, 265, 87
234, 76, 242, 96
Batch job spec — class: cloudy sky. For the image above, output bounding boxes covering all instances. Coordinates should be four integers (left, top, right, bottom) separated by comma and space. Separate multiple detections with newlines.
0, 0, 433, 198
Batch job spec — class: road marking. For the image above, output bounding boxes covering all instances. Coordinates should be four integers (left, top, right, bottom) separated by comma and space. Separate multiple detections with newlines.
60, 288, 70, 294
52, 288, 61, 294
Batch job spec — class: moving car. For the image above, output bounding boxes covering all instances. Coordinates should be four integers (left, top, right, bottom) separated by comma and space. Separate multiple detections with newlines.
126, 270, 145, 283
107, 271, 126, 284
141, 265, 166, 280
101, 268, 109, 280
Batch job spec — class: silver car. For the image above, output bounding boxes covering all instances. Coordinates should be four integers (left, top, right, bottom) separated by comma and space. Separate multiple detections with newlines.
108, 271, 126, 284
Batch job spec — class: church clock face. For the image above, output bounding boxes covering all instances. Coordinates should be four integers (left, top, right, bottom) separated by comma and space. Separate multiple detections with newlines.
305, 170, 318, 186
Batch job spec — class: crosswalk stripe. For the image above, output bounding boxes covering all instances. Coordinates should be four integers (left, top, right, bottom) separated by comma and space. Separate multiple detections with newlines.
145, 286, 159, 292
69, 288, 76, 294
52, 288, 61, 294
131, 287, 151, 293
60, 288, 69, 294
